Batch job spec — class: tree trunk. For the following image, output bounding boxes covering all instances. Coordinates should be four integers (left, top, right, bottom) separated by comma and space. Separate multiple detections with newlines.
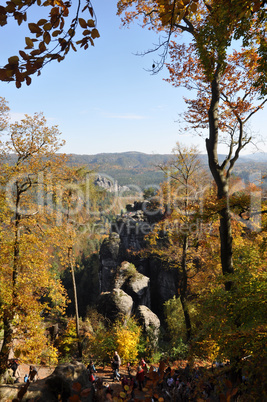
206, 66, 234, 288
0, 314, 13, 375
69, 248, 82, 358
180, 235, 192, 342
0, 200, 21, 375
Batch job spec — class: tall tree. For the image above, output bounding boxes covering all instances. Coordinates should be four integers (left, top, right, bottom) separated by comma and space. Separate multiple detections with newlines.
159, 142, 208, 340
117, 0, 267, 287
0, 1, 99, 86
0, 111, 68, 373
146, 143, 209, 341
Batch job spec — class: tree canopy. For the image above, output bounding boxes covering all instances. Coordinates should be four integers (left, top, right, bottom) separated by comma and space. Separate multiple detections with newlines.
118, 0, 267, 285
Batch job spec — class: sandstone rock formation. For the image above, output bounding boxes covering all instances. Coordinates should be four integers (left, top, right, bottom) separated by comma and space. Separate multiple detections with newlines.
97, 288, 133, 321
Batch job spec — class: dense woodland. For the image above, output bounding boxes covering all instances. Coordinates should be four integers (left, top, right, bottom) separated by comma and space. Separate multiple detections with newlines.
0, 99, 266, 400
0, 0, 267, 401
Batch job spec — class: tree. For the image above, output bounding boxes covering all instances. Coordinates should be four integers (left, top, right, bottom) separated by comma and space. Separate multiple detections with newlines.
166, 45, 267, 288
0, 96, 9, 132
145, 143, 209, 342
117, 0, 267, 288
56, 166, 105, 357
0, 110, 68, 373
160, 143, 208, 341
0, 0, 99, 87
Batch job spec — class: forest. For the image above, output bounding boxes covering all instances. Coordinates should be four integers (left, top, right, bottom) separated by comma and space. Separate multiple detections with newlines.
0, 0, 267, 401
0, 99, 266, 401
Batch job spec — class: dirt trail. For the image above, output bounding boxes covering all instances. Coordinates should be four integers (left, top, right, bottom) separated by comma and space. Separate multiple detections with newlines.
1, 363, 155, 401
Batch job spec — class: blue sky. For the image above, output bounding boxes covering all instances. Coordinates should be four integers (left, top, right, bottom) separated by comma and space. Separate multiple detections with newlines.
0, 0, 266, 156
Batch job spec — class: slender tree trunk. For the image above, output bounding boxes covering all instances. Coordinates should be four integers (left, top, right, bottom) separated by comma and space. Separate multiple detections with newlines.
68, 248, 82, 358
0, 200, 21, 375
206, 66, 234, 289
0, 314, 13, 375
180, 235, 192, 342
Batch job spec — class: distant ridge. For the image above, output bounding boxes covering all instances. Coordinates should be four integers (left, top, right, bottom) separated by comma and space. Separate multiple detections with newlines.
67, 151, 267, 188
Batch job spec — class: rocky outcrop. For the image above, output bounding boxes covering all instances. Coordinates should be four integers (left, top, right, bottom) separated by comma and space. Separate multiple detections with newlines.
97, 201, 180, 332
97, 289, 133, 321
0, 362, 94, 402
94, 174, 130, 193
99, 233, 120, 292
97, 259, 158, 340
99, 222, 179, 321
43, 362, 94, 402
136, 305, 161, 345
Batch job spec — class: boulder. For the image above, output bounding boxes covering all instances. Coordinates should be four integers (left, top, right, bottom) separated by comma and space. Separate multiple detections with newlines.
0, 362, 94, 402
97, 289, 133, 321
136, 305, 161, 345
42, 362, 94, 401
113, 262, 151, 309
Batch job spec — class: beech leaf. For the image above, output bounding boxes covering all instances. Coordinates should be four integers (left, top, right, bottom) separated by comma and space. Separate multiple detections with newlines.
28, 22, 42, 34
91, 28, 100, 39
8, 55, 19, 64
87, 19, 95, 27
25, 37, 34, 48
79, 18, 87, 28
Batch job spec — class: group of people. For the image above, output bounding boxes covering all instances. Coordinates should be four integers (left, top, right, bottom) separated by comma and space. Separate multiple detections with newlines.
6, 359, 38, 384
86, 353, 149, 399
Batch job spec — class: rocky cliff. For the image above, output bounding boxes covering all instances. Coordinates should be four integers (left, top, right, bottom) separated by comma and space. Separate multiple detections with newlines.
98, 202, 179, 326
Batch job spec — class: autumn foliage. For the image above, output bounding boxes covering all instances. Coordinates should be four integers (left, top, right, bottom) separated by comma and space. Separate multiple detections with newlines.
0, 0, 99, 86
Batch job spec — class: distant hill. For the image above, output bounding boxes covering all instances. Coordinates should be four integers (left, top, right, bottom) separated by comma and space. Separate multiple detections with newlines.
3, 151, 266, 189
67, 151, 267, 188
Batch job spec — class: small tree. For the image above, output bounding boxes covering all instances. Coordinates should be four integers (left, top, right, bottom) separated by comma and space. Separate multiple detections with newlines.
148, 143, 209, 341
0, 111, 68, 372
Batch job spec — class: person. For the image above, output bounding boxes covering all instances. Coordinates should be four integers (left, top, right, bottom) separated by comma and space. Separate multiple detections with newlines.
127, 362, 131, 376
8, 359, 19, 378
89, 372, 96, 383
87, 360, 97, 374
140, 357, 147, 370
112, 351, 121, 382
29, 365, 38, 382
24, 374, 29, 383
136, 365, 145, 391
